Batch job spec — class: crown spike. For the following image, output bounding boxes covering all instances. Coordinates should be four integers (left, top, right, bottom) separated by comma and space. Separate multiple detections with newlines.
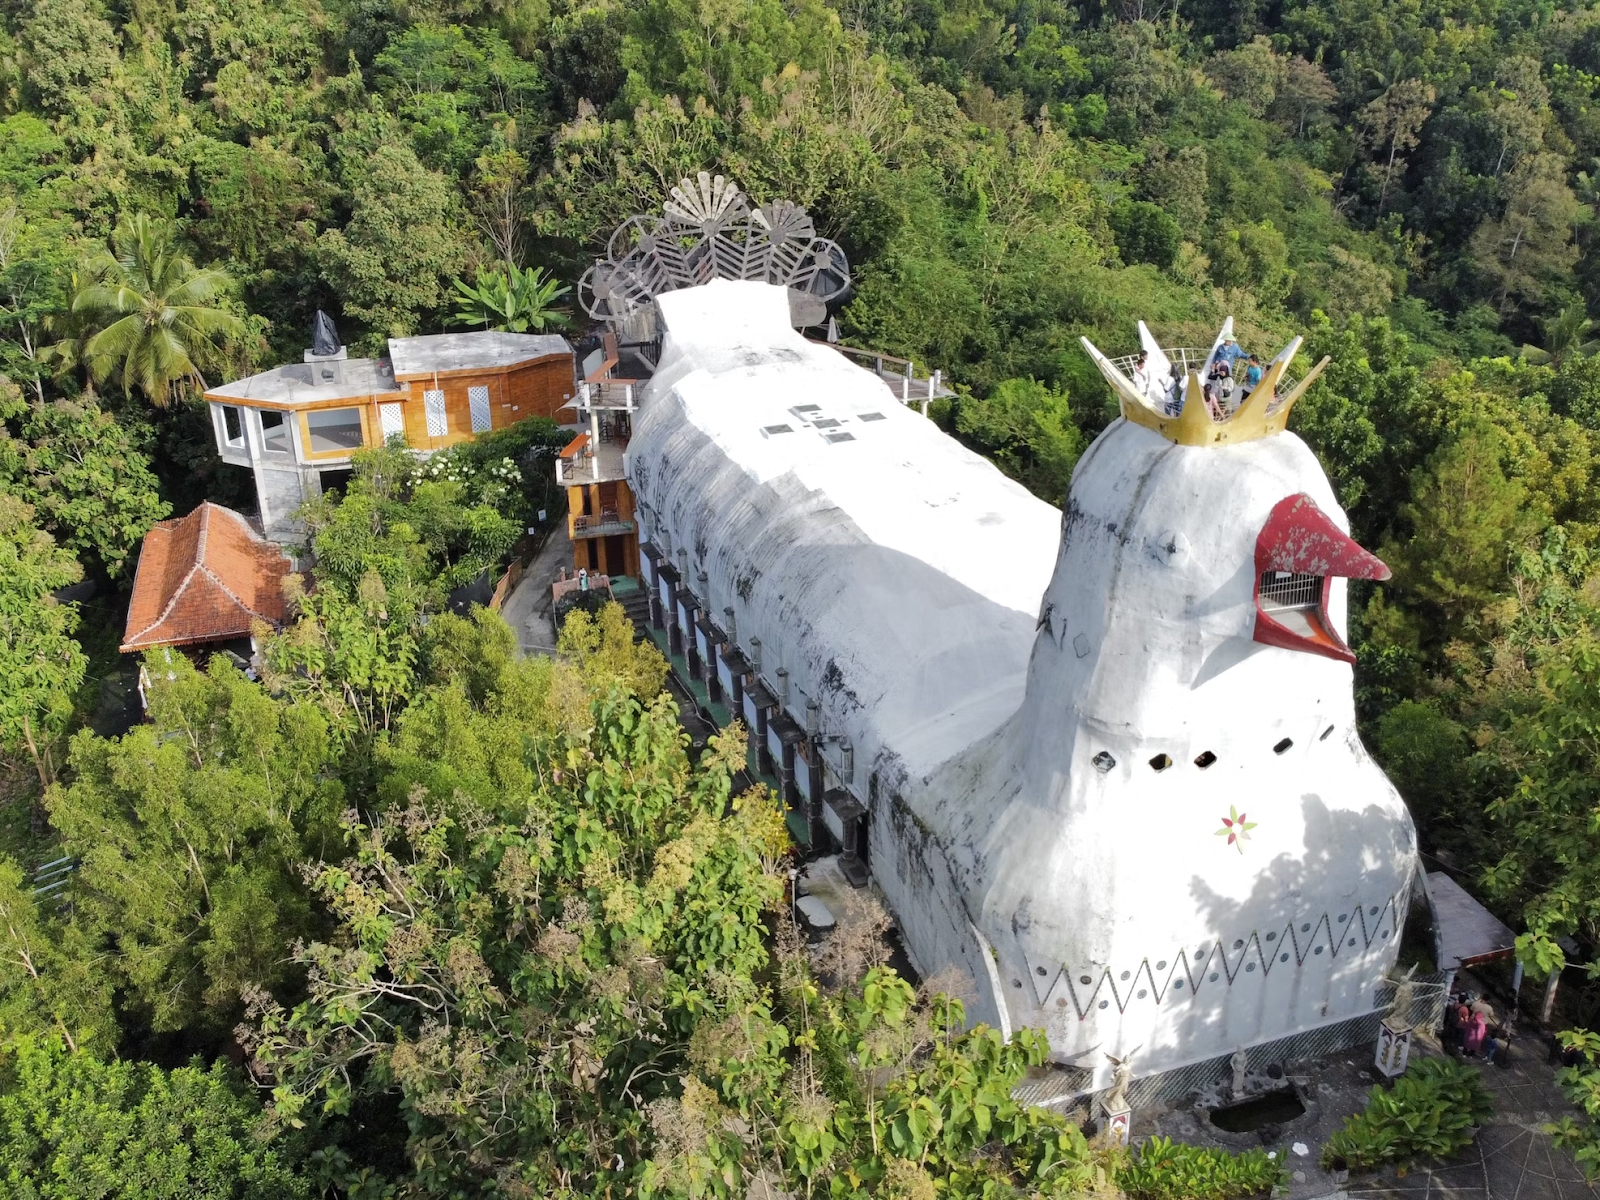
1230, 357, 1287, 429
1178, 372, 1215, 441
1270, 355, 1331, 422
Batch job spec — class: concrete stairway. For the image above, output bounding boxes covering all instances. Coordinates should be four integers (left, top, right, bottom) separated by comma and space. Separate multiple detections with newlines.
615, 586, 652, 643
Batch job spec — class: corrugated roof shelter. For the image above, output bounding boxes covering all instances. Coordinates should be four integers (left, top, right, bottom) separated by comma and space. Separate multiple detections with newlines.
121, 503, 292, 652
1425, 870, 1517, 970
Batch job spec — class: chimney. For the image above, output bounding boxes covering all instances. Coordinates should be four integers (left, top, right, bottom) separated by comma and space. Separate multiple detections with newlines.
697, 570, 708, 600
750, 637, 761, 672
806, 700, 819, 737
776, 668, 789, 707
841, 739, 854, 784
724, 606, 737, 642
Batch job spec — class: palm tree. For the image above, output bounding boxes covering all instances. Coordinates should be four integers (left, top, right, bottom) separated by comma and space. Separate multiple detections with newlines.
448, 265, 570, 333
1521, 305, 1599, 369
49, 214, 244, 407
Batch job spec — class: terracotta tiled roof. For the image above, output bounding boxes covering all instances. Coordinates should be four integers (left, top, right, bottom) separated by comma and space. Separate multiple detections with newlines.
121, 503, 292, 652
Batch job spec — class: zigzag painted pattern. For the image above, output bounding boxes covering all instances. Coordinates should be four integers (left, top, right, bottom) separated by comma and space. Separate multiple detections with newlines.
1028, 894, 1403, 1020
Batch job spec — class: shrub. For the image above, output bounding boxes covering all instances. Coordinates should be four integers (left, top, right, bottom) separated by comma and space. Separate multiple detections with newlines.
416, 415, 569, 528
1118, 1136, 1286, 1200
0, 1035, 309, 1198
1321, 1056, 1493, 1171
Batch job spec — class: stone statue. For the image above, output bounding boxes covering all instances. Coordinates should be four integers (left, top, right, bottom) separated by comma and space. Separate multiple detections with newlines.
1230, 1048, 1249, 1098
1102, 1052, 1134, 1114
312, 310, 341, 357
1387, 964, 1418, 1029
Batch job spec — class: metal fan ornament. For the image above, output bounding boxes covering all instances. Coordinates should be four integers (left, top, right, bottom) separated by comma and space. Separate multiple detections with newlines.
578, 172, 851, 329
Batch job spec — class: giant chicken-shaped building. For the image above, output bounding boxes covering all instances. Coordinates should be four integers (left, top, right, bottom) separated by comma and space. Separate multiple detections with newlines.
628, 279, 1418, 1091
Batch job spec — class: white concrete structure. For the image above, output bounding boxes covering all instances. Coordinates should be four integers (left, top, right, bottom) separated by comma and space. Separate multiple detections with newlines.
627, 279, 1417, 1090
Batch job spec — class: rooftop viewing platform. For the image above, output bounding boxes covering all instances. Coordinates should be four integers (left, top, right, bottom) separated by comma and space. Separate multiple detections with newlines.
814, 342, 956, 405
1081, 319, 1330, 448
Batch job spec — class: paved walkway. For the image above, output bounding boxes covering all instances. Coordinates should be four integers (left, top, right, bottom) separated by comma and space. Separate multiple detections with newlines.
1344, 1046, 1598, 1200
1137, 1030, 1597, 1200
498, 523, 573, 656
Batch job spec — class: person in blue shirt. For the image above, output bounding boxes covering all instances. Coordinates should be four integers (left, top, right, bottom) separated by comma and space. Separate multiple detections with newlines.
1243, 354, 1264, 398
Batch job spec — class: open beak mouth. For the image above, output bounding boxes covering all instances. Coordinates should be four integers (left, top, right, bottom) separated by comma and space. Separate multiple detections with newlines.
1252, 494, 1390, 665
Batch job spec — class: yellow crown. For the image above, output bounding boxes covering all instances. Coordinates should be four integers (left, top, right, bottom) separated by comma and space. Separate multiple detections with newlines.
1080, 326, 1329, 448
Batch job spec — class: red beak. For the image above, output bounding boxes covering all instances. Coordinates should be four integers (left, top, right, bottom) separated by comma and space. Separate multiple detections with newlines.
1252, 494, 1389, 664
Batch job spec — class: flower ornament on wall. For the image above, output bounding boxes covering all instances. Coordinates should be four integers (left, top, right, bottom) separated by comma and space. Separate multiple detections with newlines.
1216, 806, 1257, 853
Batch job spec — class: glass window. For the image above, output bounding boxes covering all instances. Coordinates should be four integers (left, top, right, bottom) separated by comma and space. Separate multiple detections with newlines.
306, 407, 365, 453
259, 409, 291, 455
221, 405, 244, 445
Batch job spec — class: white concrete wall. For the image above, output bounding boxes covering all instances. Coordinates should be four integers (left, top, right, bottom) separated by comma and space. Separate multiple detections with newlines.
626, 279, 1417, 1085
924, 421, 1417, 1087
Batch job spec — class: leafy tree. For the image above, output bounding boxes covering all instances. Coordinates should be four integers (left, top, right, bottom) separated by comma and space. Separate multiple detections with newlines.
243, 696, 787, 1194
467, 145, 533, 268
45, 653, 342, 1034
0, 202, 73, 401
0, 492, 85, 789
1295, 313, 1430, 537
1357, 80, 1434, 214
0, 1035, 310, 1198
1384, 421, 1541, 640
15, 0, 119, 117
47, 215, 245, 408
318, 140, 476, 343
0, 861, 116, 1053
1372, 699, 1471, 832
449, 264, 570, 332
950, 377, 1085, 503
1109, 199, 1181, 270
0, 376, 169, 577
557, 602, 669, 701
1522, 305, 1599, 369
262, 573, 422, 744
1468, 154, 1585, 315
1481, 633, 1600, 983
297, 443, 519, 610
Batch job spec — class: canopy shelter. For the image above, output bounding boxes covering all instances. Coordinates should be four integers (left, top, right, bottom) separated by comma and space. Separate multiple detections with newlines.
1424, 870, 1516, 973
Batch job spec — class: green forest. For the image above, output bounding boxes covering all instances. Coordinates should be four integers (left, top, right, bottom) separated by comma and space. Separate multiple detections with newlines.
5, 0, 1600, 1193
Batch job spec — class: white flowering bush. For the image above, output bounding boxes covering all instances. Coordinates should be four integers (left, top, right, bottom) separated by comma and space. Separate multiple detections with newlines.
406, 418, 568, 530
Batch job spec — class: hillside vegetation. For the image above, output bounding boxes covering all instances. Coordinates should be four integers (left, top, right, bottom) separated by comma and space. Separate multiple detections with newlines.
5, 0, 1600, 1193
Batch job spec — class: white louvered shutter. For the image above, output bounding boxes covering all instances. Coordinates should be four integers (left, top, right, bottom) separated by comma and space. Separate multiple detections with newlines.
424, 390, 448, 437
468, 385, 492, 433
379, 403, 405, 440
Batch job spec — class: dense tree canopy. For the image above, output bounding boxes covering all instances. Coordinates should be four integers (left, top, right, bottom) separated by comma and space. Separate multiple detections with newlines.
3, 0, 1600, 1188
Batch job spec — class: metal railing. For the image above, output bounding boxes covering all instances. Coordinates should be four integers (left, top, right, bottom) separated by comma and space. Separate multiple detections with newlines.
578, 380, 637, 411
1259, 571, 1321, 612
571, 512, 636, 539
34, 855, 77, 904
1107, 348, 1212, 377
810, 340, 956, 407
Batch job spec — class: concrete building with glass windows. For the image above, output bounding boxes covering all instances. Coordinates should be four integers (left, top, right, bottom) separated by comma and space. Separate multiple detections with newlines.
205, 330, 575, 540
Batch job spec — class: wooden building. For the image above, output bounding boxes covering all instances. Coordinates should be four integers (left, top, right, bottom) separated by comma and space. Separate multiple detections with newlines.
557, 338, 640, 579
205, 332, 575, 540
